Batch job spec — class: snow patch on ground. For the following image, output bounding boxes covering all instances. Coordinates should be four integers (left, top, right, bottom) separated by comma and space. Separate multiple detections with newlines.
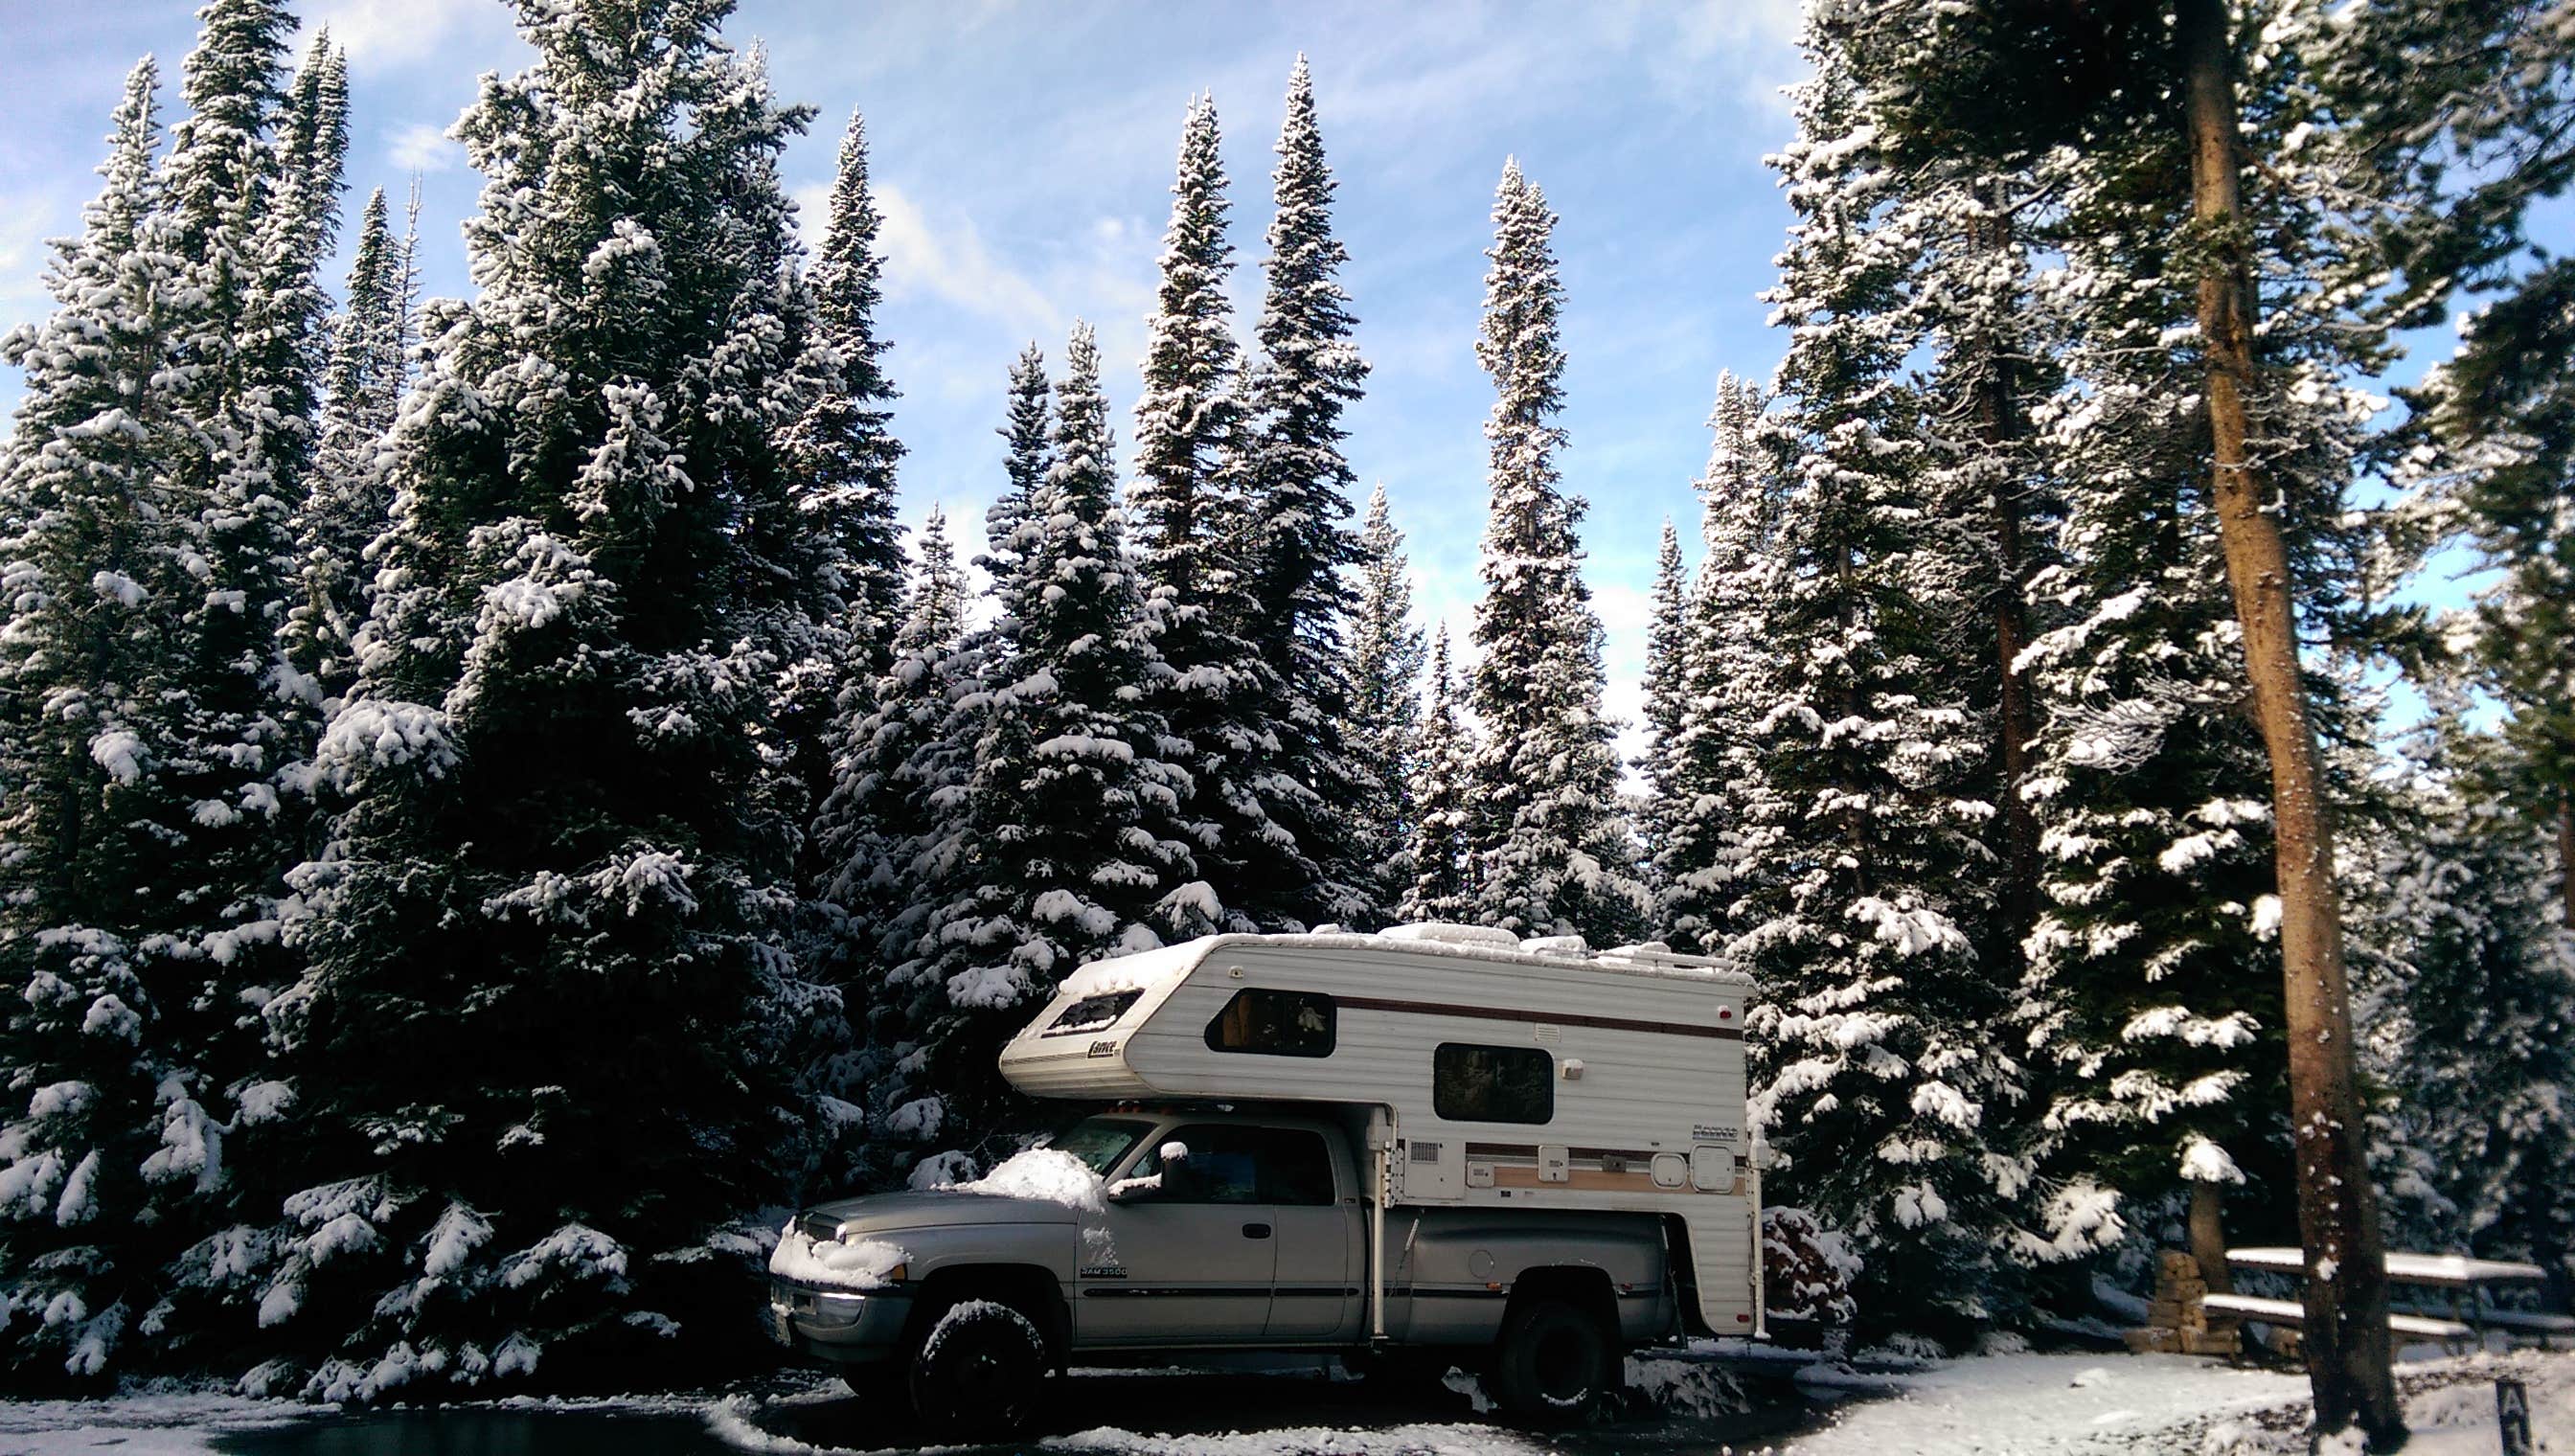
1779, 1352, 2310, 1454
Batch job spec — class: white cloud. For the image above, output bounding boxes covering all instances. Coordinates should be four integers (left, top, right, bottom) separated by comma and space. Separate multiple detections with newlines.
387, 123, 463, 175
305, 0, 513, 73
867, 181, 1064, 341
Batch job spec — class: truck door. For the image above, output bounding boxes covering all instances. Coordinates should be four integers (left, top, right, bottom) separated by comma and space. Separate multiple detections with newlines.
1258, 1126, 1358, 1341
1080, 1124, 1279, 1346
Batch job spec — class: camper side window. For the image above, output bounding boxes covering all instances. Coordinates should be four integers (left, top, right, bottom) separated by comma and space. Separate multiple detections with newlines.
1203, 989, 1335, 1058
1432, 1043, 1555, 1125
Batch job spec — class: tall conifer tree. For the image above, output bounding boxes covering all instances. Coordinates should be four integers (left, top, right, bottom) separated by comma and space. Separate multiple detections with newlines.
1465, 160, 1644, 945
255, 0, 816, 1395
0, 59, 207, 1385
1399, 626, 1477, 924
1245, 57, 1372, 924
1342, 483, 1424, 924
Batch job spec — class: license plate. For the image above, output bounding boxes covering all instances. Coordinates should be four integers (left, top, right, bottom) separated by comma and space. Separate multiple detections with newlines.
770, 1306, 794, 1347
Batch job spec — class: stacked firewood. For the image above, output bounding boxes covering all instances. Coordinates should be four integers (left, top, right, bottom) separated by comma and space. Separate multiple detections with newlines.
2122, 1250, 2245, 1356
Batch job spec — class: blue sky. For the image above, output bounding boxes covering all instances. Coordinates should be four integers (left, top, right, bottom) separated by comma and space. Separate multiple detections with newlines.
0, 0, 1812, 759
0, 2, 2526, 762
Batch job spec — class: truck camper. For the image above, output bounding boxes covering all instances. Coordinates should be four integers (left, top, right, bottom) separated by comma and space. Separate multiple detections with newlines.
767, 923, 1763, 1438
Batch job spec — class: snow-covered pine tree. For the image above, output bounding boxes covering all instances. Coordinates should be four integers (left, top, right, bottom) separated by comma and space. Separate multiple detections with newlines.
806, 508, 970, 1190
2416, 261, 2575, 927
249, 0, 815, 1397
0, 57, 212, 1387
1655, 373, 1779, 955
1130, 94, 1315, 936
2370, 717, 2575, 1302
1399, 626, 1477, 923
1243, 57, 1371, 927
1341, 483, 1424, 925
1732, 45, 2030, 1337
2004, 125, 2290, 1280
774, 107, 907, 876
1464, 160, 1646, 945
286, 187, 410, 701
1634, 519, 1689, 887
901, 324, 1196, 1166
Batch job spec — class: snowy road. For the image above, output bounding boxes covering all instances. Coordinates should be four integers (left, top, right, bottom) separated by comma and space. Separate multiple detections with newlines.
4, 1350, 2567, 1456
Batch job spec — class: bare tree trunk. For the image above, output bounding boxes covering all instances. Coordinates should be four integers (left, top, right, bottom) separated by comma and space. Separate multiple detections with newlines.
2176, 0, 2402, 1444
2189, 1180, 2235, 1297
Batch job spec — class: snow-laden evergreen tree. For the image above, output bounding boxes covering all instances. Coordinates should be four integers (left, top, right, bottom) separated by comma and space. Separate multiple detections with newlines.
1130, 93, 1321, 935
1656, 373, 1779, 955
1731, 48, 2034, 1335
807, 508, 970, 1189
814, 508, 968, 989
2412, 260, 2575, 927
1634, 519, 1690, 883
774, 107, 907, 876
0, 58, 213, 1387
2369, 717, 2575, 1301
902, 324, 1197, 1165
1243, 56, 1372, 925
1341, 482, 1424, 924
286, 187, 411, 700
2004, 126, 2289, 1273
1399, 626, 1477, 924
1464, 160, 1646, 945
248, 0, 819, 1397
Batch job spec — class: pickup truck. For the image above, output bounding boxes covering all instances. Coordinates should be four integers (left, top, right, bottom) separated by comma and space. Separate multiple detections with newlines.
769, 1104, 1675, 1438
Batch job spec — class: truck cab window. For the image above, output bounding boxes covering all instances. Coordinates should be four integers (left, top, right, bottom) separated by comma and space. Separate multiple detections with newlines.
1433, 1043, 1555, 1125
1123, 1124, 1336, 1205
1041, 1116, 1154, 1176
1203, 988, 1335, 1057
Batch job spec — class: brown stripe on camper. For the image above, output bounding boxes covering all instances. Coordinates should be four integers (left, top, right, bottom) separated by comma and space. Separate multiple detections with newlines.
1334, 995, 1743, 1040
1462, 1143, 1659, 1164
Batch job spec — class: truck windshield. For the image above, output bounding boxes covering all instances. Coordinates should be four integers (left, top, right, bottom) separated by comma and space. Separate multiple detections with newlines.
1037, 1117, 1155, 1176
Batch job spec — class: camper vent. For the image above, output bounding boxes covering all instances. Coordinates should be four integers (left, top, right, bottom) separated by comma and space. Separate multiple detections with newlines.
1410, 1141, 1445, 1164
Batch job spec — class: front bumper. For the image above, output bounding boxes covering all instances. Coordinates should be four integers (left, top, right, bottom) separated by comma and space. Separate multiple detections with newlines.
768, 1278, 915, 1364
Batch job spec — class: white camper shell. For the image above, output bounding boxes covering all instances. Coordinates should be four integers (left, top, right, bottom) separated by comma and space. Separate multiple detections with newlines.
997, 923, 1764, 1339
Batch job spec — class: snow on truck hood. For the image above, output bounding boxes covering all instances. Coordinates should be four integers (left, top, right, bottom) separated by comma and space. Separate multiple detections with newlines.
800, 1185, 1085, 1232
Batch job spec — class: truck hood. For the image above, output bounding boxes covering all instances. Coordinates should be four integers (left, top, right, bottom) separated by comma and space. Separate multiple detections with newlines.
805, 1188, 1082, 1232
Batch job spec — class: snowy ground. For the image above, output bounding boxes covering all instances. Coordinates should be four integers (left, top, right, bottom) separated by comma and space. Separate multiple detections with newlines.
0, 1349, 2565, 1455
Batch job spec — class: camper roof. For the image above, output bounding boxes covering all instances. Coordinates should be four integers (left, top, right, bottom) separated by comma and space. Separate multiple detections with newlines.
1053, 923, 1755, 1004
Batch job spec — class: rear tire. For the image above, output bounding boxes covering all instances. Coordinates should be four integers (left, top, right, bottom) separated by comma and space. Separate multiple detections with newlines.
906, 1299, 1047, 1440
1487, 1297, 1616, 1425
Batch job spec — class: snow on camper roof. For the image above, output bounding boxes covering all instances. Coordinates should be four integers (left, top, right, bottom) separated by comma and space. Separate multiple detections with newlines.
1053, 923, 1753, 1000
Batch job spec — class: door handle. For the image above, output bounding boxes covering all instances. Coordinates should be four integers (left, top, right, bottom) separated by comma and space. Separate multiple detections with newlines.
1242, 1222, 1272, 1240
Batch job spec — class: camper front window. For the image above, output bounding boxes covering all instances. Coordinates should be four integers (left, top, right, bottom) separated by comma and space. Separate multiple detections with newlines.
1203, 988, 1336, 1057
1042, 990, 1145, 1035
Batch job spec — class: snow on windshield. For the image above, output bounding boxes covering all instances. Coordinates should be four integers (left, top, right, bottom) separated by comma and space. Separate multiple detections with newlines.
951, 1147, 1108, 1213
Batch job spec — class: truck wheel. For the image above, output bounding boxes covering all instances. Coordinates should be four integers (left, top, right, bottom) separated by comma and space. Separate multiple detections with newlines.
906, 1299, 1046, 1439
1488, 1297, 1615, 1424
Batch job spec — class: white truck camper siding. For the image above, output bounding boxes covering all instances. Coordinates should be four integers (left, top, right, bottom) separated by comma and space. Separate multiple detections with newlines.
997, 932, 1762, 1335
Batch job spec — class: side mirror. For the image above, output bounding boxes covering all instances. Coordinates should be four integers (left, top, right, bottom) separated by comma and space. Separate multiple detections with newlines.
1105, 1141, 1189, 1203
1157, 1140, 1190, 1166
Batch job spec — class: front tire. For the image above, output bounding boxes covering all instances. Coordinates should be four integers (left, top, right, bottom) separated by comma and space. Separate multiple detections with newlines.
1487, 1297, 1616, 1425
906, 1299, 1047, 1440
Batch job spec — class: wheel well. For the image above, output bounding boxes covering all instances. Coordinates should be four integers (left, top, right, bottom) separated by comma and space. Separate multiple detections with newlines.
1505, 1265, 1621, 1346
905, 1265, 1069, 1365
